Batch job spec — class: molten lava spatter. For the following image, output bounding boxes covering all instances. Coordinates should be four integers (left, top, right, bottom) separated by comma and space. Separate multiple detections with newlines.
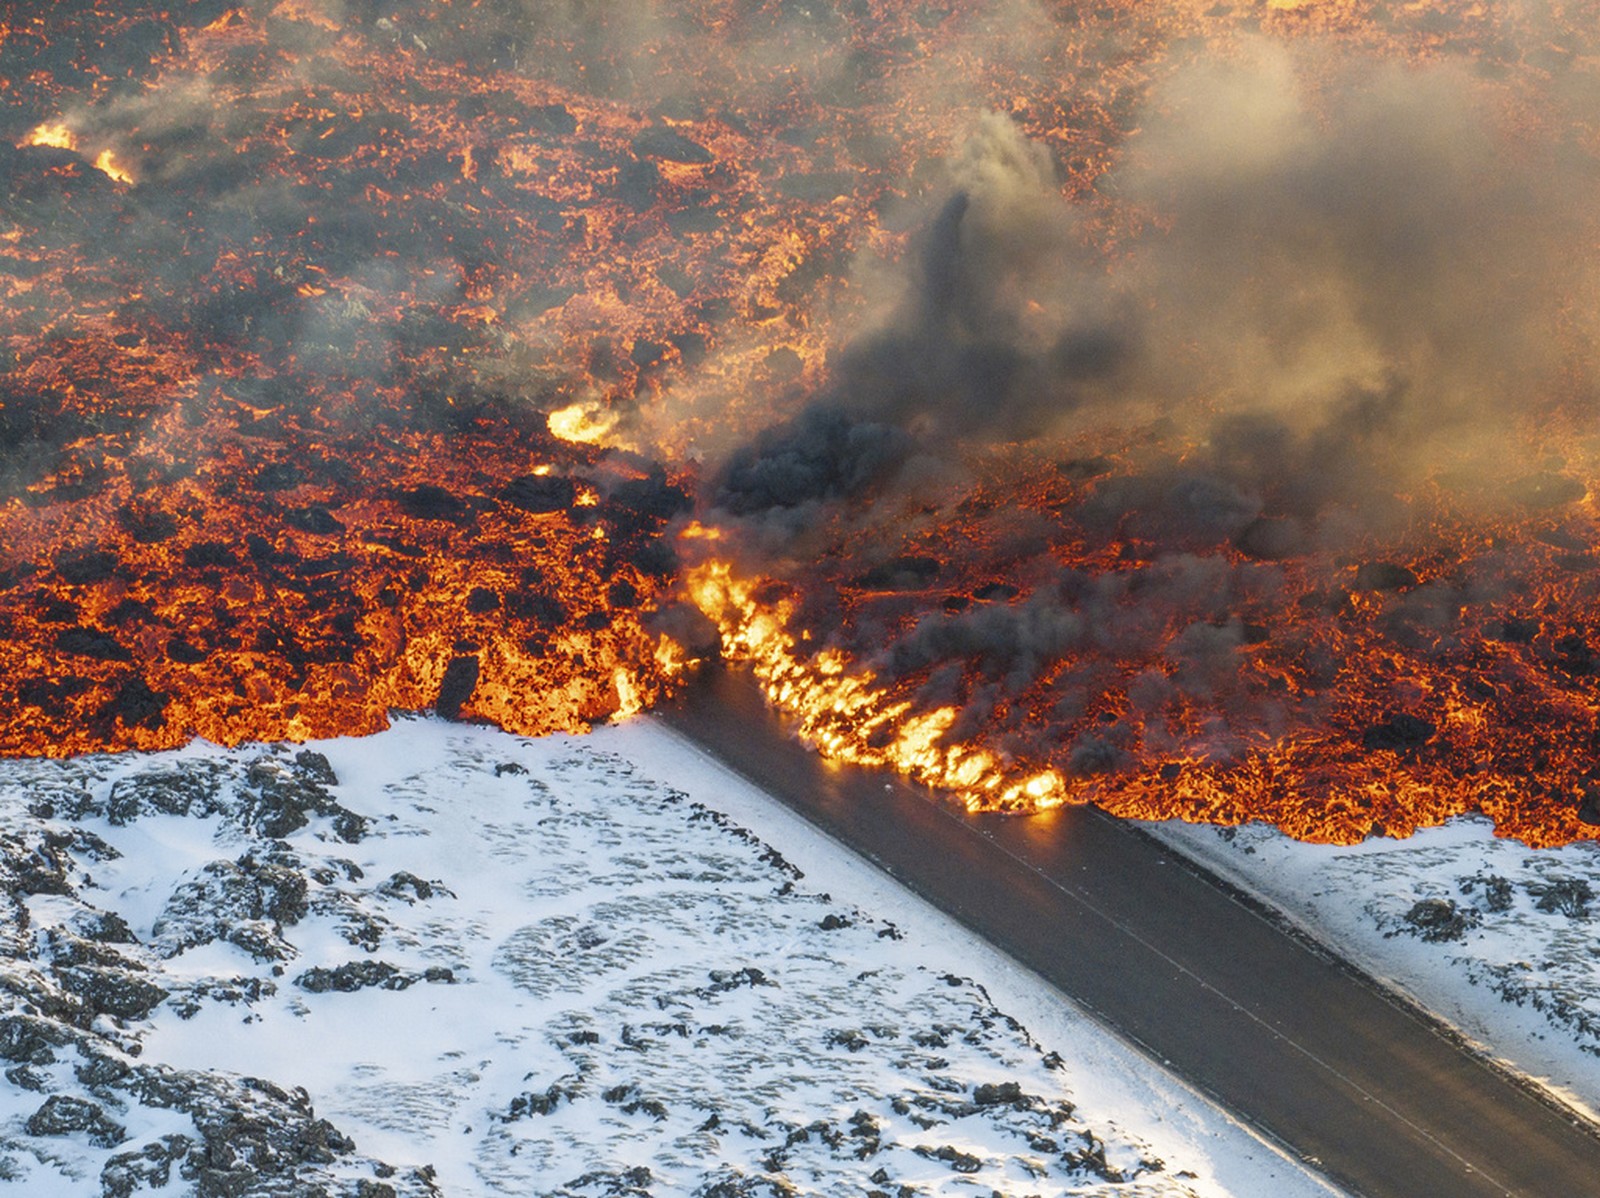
688, 418, 1600, 847
690, 559, 1067, 811
6, 1, 1600, 845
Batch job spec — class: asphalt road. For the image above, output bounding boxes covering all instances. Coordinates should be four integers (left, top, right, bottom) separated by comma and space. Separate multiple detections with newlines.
662, 665, 1600, 1198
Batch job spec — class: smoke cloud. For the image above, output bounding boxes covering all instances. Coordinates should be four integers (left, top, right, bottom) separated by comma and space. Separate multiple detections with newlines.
715, 39, 1598, 541
699, 34, 1600, 794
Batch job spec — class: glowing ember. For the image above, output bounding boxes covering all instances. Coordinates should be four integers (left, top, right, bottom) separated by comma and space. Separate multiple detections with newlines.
5, 0, 1600, 848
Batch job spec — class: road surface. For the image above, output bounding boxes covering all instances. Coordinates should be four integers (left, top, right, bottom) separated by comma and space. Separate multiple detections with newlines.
662, 665, 1600, 1198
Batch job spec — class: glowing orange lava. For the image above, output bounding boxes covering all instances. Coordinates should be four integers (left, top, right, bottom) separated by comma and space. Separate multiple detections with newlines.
6, 0, 1600, 848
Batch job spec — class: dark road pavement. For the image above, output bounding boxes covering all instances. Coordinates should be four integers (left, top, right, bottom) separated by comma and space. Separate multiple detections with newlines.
662, 666, 1600, 1198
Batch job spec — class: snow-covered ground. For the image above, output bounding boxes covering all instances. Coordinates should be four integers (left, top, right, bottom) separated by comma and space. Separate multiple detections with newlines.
1145, 816, 1600, 1123
0, 715, 1341, 1197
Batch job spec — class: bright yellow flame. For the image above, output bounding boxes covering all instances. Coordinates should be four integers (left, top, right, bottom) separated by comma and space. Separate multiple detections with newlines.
612, 667, 643, 721
689, 559, 1070, 812
93, 149, 133, 184
25, 122, 76, 151
654, 634, 692, 677
23, 126, 134, 184
547, 402, 621, 445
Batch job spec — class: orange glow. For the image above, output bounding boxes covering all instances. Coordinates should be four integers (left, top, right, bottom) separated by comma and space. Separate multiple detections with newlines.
25, 122, 76, 151
5, 0, 1600, 851
92, 149, 133, 184
547, 402, 623, 447
690, 561, 1067, 812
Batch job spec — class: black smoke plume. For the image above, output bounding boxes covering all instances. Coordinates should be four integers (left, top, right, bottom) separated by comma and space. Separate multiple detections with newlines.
715, 41, 1597, 542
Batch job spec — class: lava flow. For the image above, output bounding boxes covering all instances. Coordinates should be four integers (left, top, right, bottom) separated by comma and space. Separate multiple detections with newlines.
6, 1, 1600, 845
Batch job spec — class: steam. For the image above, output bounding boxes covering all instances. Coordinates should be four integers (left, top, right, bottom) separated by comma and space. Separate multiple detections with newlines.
715, 40, 1597, 536
1122, 46, 1593, 506
702, 37, 1600, 788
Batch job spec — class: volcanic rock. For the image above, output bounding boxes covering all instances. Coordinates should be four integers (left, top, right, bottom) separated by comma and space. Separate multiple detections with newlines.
56, 550, 120, 586
628, 538, 680, 579
80, 909, 136, 944
295, 960, 413, 993
100, 1133, 194, 1197
436, 653, 481, 721
1400, 898, 1479, 943
285, 505, 345, 535
1528, 878, 1593, 918
615, 157, 660, 210
106, 599, 157, 626
973, 582, 1019, 601
294, 750, 339, 787
55, 626, 132, 662
56, 964, 169, 1021
503, 1085, 567, 1119
26, 1094, 126, 1148
245, 758, 346, 838
107, 762, 228, 824
0, 1013, 80, 1065
973, 1081, 1025, 1106
38, 596, 80, 623
915, 1142, 982, 1173
1551, 633, 1596, 676
854, 555, 942, 592
183, 541, 236, 568
106, 677, 169, 730
152, 852, 310, 960
1511, 472, 1587, 509
397, 483, 470, 522
378, 871, 435, 903
1354, 562, 1419, 591
606, 469, 693, 529
1234, 515, 1307, 561
116, 502, 179, 543
632, 127, 713, 164
1462, 873, 1516, 913
253, 461, 307, 491
510, 589, 568, 628
5, 829, 74, 895
1486, 616, 1538, 644
502, 472, 576, 513
630, 339, 669, 368
1361, 714, 1436, 752
527, 102, 577, 135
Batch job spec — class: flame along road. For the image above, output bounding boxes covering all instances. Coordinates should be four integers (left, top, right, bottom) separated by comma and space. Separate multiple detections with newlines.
662, 665, 1600, 1198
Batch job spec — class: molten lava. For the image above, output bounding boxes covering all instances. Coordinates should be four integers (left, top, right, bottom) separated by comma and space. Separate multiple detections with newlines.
5, 1, 1600, 846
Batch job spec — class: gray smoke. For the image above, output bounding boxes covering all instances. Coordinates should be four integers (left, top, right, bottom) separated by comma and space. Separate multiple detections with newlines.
716, 40, 1598, 534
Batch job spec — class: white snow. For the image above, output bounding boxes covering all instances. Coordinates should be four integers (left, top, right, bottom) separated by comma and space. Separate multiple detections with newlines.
0, 715, 1347, 1195
1144, 815, 1600, 1124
